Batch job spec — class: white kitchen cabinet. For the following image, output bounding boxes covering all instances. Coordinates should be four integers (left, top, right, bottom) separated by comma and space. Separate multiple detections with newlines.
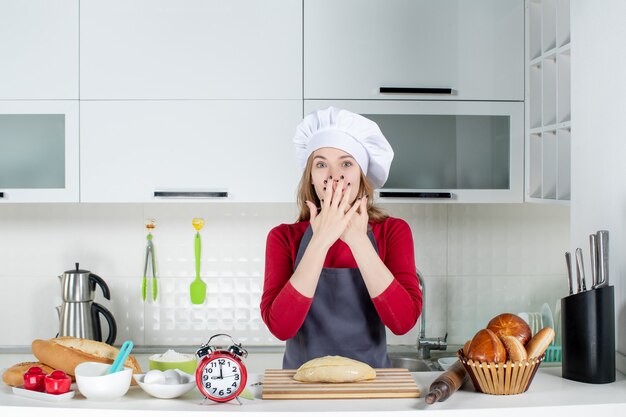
304, 0, 524, 101
80, 0, 301, 100
305, 100, 524, 203
80, 100, 302, 202
0, 101, 79, 202
0, 0, 78, 99
526, 0, 571, 203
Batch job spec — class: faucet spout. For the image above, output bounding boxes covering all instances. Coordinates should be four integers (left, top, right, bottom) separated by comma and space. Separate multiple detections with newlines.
416, 269, 447, 359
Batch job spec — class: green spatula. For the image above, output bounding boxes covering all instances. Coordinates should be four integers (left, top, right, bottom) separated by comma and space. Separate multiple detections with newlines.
190, 218, 206, 304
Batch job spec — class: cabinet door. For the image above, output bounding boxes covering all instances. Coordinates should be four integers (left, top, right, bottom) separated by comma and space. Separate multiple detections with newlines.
0, 0, 78, 99
304, 0, 523, 101
305, 100, 524, 203
0, 101, 79, 202
80, 0, 301, 100
80, 100, 302, 202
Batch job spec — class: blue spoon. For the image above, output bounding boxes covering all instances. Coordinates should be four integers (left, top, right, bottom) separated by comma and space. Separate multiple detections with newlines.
108, 340, 134, 374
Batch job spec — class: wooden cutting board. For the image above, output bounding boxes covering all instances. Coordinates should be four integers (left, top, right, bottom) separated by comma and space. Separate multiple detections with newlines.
262, 368, 420, 399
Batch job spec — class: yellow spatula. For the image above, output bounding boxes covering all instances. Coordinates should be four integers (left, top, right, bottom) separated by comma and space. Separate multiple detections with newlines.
190, 218, 206, 304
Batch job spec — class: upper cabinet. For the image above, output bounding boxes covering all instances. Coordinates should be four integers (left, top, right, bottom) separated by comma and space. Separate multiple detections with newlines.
0, 0, 78, 99
0, 101, 79, 202
80, 100, 302, 203
304, 0, 524, 101
79, 0, 301, 100
305, 100, 524, 203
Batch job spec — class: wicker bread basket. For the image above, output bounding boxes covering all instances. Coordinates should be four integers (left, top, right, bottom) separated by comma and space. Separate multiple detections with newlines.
457, 349, 544, 395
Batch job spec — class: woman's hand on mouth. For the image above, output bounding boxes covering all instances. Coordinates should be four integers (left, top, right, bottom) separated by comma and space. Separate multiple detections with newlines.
305, 177, 361, 249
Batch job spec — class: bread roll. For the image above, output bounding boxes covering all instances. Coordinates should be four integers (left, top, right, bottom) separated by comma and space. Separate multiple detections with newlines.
2, 362, 55, 387
501, 335, 528, 362
293, 356, 376, 383
462, 339, 472, 357
32, 337, 141, 382
467, 329, 507, 363
487, 313, 532, 345
525, 327, 555, 359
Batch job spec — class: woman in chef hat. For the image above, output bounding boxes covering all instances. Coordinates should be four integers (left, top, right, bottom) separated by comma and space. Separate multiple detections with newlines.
260, 107, 423, 369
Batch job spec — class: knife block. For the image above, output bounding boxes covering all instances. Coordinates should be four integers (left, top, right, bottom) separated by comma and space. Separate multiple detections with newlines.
561, 286, 615, 384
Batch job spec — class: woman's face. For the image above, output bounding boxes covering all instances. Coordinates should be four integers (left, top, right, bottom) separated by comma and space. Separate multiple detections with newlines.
310, 147, 362, 206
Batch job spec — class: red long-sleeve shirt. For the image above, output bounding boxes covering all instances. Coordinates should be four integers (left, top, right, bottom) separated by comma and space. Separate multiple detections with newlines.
260, 217, 423, 341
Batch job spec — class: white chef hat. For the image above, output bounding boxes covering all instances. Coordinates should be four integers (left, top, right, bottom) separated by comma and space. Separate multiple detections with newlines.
293, 107, 394, 189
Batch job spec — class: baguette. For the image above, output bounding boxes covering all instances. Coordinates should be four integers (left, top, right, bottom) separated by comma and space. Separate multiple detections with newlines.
525, 327, 555, 359
32, 337, 142, 381
2, 362, 55, 387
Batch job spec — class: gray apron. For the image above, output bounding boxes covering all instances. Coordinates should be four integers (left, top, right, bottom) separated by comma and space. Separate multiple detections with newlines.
283, 225, 391, 369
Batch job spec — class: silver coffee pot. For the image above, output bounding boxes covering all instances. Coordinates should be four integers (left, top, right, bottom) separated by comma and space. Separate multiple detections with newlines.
56, 263, 117, 345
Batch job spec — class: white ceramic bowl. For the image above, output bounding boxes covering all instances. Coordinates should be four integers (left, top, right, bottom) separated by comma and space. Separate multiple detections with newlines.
438, 357, 458, 371
74, 362, 133, 401
133, 370, 196, 399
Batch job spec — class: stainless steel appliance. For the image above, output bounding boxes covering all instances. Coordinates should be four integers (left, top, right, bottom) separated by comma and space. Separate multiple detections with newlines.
56, 263, 117, 345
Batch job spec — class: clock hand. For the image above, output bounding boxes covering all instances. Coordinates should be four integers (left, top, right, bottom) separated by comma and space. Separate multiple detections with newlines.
219, 363, 223, 379
210, 374, 236, 380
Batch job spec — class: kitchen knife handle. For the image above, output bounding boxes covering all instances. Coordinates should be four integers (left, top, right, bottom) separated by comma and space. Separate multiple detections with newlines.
596, 230, 609, 287
589, 234, 598, 288
379, 87, 453, 94
575, 248, 585, 292
565, 252, 573, 295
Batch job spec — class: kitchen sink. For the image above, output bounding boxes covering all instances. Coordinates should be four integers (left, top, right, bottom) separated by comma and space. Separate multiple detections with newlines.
388, 353, 442, 372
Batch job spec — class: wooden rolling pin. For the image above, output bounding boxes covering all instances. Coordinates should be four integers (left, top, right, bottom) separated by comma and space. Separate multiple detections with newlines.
424, 361, 468, 404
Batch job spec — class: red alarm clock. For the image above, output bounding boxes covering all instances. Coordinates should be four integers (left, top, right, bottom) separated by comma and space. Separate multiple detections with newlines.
195, 334, 248, 403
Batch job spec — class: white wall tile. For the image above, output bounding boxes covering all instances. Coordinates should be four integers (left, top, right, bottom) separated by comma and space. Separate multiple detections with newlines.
0, 202, 569, 349
382, 204, 448, 277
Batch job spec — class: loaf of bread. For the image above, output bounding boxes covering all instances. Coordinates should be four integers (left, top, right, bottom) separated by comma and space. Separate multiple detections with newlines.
31, 337, 141, 381
501, 335, 528, 362
2, 362, 55, 387
467, 329, 507, 363
487, 313, 532, 345
525, 327, 555, 359
293, 355, 376, 383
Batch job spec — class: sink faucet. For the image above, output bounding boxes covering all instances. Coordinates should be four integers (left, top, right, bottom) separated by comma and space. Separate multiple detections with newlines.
416, 269, 447, 359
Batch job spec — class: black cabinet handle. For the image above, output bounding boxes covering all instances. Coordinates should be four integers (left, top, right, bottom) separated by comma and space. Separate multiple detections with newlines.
379, 191, 452, 199
154, 190, 228, 198
380, 87, 453, 95
0, 192, 4, 199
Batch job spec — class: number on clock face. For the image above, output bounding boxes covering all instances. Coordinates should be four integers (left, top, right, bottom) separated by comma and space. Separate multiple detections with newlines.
201, 358, 241, 398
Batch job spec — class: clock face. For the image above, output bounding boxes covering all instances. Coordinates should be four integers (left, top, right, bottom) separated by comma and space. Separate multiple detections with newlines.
197, 354, 246, 401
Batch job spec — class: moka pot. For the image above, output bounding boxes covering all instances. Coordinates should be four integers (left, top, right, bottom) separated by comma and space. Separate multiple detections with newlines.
56, 263, 117, 345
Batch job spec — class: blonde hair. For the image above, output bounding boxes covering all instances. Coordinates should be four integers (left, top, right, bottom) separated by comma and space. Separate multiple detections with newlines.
296, 155, 389, 223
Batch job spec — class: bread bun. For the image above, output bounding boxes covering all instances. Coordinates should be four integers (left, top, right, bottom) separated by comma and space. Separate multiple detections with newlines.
2, 362, 55, 387
501, 335, 528, 362
462, 339, 472, 357
487, 313, 532, 345
32, 337, 141, 383
467, 329, 507, 363
525, 327, 555, 359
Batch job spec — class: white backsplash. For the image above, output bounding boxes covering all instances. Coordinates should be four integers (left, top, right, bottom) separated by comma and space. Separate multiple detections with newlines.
0, 203, 569, 348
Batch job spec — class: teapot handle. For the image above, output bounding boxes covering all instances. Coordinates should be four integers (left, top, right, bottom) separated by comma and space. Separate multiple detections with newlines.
89, 273, 111, 300
91, 303, 117, 345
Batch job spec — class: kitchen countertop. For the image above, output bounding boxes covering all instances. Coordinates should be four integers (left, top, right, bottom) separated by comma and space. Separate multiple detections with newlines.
1, 352, 625, 416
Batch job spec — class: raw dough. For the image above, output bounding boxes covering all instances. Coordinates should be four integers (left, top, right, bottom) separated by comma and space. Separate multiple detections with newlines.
293, 356, 376, 383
